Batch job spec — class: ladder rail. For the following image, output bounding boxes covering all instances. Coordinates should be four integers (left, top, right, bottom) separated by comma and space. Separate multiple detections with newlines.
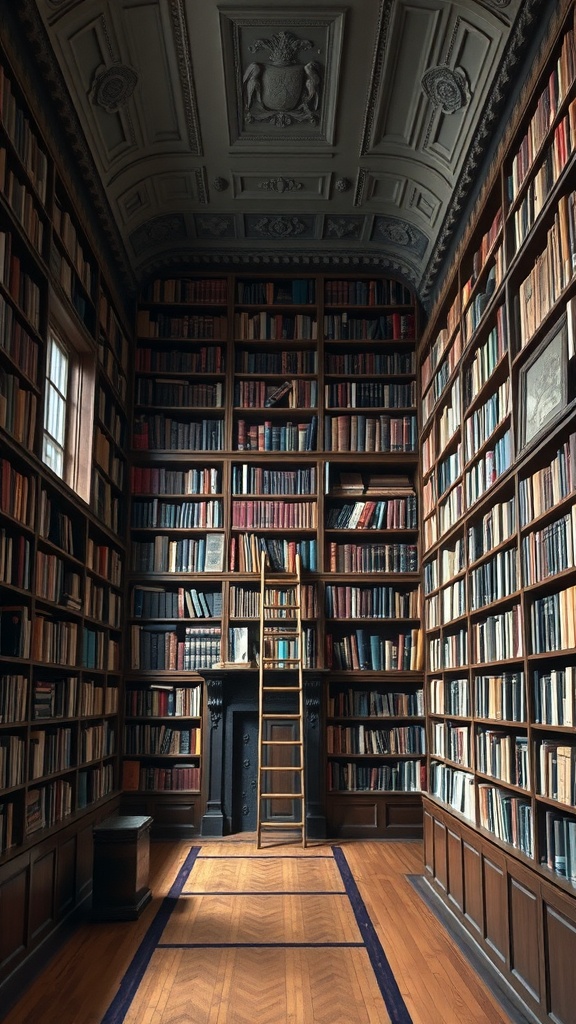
256, 552, 306, 848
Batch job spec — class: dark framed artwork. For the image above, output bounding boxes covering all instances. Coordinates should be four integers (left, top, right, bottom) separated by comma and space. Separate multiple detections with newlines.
519, 312, 569, 450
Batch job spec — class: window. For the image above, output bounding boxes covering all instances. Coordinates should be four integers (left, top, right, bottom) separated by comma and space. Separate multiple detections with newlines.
43, 334, 68, 476
42, 322, 95, 501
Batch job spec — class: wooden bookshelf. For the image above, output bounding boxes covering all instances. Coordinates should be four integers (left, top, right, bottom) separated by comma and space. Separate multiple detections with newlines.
127, 270, 423, 839
0, 39, 130, 1004
419, 3, 576, 1021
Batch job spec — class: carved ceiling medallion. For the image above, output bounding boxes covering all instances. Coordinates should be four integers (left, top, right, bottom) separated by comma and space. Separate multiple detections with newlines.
421, 65, 471, 114
90, 63, 138, 114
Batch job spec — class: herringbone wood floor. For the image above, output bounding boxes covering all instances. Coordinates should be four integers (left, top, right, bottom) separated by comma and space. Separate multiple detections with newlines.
2, 838, 516, 1024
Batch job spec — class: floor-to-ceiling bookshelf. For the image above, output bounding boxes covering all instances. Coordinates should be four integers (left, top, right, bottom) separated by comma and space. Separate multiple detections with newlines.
419, 3, 576, 1021
0, 41, 129, 1004
125, 270, 424, 838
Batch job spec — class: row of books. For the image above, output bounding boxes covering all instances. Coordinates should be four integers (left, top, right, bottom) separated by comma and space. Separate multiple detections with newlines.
0, 244, 42, 334
422, 332, 463, 418
29, 726, 73, 778
135, 342, 224, 372
467, 494, 516, 562
132, 415, 224, 452
234, 379, 317, 410
143, 277, 228, 304
507, 23, 576, 198
325, 583, 419, 620
130, 465, 221, 497
25, 780, 73, 835
229, 583, 317, 620
132, 586, 222, 620
324, 279, 412, 306
137, 312, 227, 340
0, 64, 49, 203
131, 498, 223, 530
131, 533, 225, 573
327, 760, 424, 793
464, 379, 510, 463
229, 534, 317, 573
431, 721, 470, 766
475, 672, 526, 723
0, 457, 36, 528
463, 307, 508, 410
462, 252, 503, 343
544, 809, 576, 886
231, 464, 316, 496
518, 430, 576, 526
478, 785, 533, 856
429, 763, 475, 820
86, 578, 122, 628
530, 586, 576, 653
2, 155, 45, 255
0, 293, 40, 385
236, 416, 317, 452
235, 349, 317, 374
234, 312, 317, 340
85, 539, 123, 586
327, 687, 424, 718
326, 628, 421, 672
469, 545, 518, 609
232, 499, 317, 530
121, 760, 201, 791
323, 313, 415, 340
125, 685, 201, 718
135, 379, 223, 408
325, 349, 415, 375
326, 723, 425, 755
131, 624, 222, 671
513, 103, 576, 251
0, 528, 31, 590
327, 541, 418, 573
521, 507, 576, 585
123, 724, 201, 756
325, 380, 415, 409
472, 604, 524, 663
464, 428, 512, 506
236, 279, 315, 305
0, 673, 28, 722
518, 192, 576, 346
53, 199, 94, 293
476, 731, 529, 788
326, 495, 417, 531
325, 413, 416, 452
0, 370, 37, 451
428, 630, 468, 672
538, 738, 576, 805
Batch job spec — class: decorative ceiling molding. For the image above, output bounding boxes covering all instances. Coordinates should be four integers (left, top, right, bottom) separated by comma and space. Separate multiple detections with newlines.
168, 0, 203, 154
420, 0, 551, 300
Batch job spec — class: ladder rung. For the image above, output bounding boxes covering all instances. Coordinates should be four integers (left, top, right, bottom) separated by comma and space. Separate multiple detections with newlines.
261, 792, 303, 799
261, 765, 303, 771
259, 821, 305, 829
262, 739, 303, 746
263, 604, 299, 610
262, 658, 301, 664
262, 685, 302, 692
262, 713, 300, 720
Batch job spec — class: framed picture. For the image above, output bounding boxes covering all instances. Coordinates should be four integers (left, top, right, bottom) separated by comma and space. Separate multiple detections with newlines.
519, 313, 569, 450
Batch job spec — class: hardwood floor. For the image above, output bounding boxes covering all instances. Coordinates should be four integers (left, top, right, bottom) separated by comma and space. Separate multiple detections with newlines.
1, 838, 519, 1024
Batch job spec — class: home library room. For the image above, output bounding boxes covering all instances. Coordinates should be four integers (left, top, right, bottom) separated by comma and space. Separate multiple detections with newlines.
125, 267, 424, 840
419, 2, 576, 1021
0, 37, 130, 1000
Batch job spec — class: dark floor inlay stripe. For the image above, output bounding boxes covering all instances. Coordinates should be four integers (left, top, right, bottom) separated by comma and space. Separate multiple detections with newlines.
99, 845, 201, 1024
333, 846, 413, 1024
157, 941, 366, 949
181, 889, 347, 896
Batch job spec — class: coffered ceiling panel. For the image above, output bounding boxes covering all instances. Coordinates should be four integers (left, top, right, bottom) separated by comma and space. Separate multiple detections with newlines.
16, 0, 552, 301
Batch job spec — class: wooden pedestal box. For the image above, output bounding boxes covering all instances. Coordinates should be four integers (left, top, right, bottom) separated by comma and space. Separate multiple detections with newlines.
92, 815, 153, 921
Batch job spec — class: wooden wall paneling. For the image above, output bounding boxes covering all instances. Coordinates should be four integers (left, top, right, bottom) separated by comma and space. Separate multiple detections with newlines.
55, 836, 77, 920
0, 856, 28, 977
383, 798, 423, 835
423, 808, 434, 876
447, 824, 464, 912
507, 869, 542, 1010
433, 815, 448, 891
28, 846, 56, 947
482, 853, 507, 964
76, 822, 97, 905
462, 838, 483, 936
542, 890, 576, 1024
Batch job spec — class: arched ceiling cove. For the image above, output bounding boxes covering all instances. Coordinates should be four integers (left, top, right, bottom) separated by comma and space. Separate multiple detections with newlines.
14, 0, 550, 303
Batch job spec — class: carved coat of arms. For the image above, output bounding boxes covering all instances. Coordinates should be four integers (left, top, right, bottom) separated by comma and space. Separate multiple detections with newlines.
243, 31, 322, 127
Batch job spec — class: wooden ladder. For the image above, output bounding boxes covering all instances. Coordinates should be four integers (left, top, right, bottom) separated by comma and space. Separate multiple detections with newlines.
256, 553, 306, 848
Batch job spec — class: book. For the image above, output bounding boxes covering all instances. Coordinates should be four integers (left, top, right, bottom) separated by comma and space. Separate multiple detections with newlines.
264, 381, 293, 407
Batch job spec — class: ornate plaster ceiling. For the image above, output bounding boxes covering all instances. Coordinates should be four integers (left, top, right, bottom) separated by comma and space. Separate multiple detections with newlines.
14, 0, 550, 302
